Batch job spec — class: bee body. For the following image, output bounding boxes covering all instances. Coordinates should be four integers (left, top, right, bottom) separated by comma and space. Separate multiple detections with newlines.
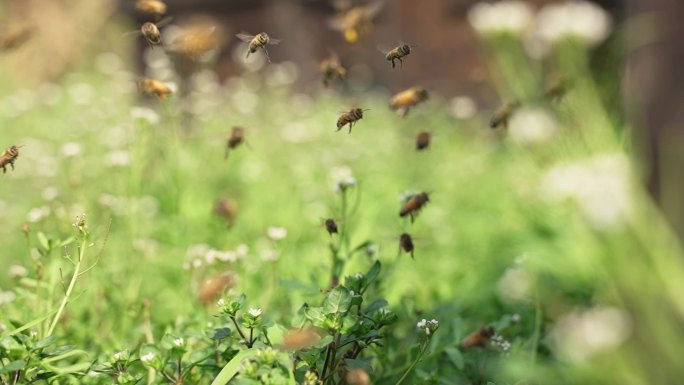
320, 53, 346, 87
236, 32, 280, 63
0, 145, 21, 174
461, 326, 495, 349
324, 218, 339, 236
385, 44, 412, 69
329, 2, 383, 43
390, 87, 428, 117
336, 108, 365, 133
225, 127, 245, 159
141, 22, 162, 45
416, 131, 431, 151
214, 198, 237, 227
399, 233, 415, 259
137, 78, 172, 98
135, 0, 167, 19
489, 101, 519, 129
399, 192, 429, 222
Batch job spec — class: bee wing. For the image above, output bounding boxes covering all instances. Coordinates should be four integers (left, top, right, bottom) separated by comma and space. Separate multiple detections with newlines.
327, 14, 350, 31
236, 32, 254, 42
155, 16, 174, 28
377, 44, 392, 54
121, 30, 143, 38
267, 38, 281, 45
361, 1, 385, 19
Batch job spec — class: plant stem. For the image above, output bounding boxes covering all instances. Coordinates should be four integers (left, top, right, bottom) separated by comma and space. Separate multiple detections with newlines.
320, 338, 335, 383
395, 340, 430, 385
230, 316, 250, 347
46, 234, 88, 337
530, 289, 542, 365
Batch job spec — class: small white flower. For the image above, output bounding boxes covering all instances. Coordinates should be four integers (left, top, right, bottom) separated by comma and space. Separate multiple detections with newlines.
260, 249, 279, 261
266, 226, 288, 241
512, 313, 521, 322
192, 258, 203, 268
217, 298, 226, 307
9, 265, 28, 278
105, 150, 132, 167
354, 273, 363, 280
416, 319, 427, 329
41, 187, 59, 201
113, 351, 126, 361
248, 308, 262, 317
27, 206, 50, 223
140, 352, 155, 363
236, 244, 249, 257
130, 106, 160, 125
173, 338, 184, 347
217, 251, 238, 262
204, 249, 219, 265
60, 142, 82, 157
449, 96, 478, 120
536, 1, 612, 47
468, 1, 534, 36
330, 166, 356, 192
0, 291, 16, 305
508, 107, 558, 146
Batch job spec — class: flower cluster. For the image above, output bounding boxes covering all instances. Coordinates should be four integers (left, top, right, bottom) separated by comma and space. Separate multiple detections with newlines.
490, 333, 512, 352
416, 318, 439, 336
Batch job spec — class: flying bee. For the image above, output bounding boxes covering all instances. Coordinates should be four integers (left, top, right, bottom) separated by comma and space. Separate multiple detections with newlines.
399, 192, 430, 223
320, 52, 347, 87
416, 131, 431, 151
197, 271, 235, 305
123, 18, 172, 47
390, 87, 428, 117
135, 0, 167, 19
236, 32, 281, 63
225, 127, 245, 159
213, 197, 238, 227
336, 108, 368, 133
461, 326, 495, 349
329, 1, 384, 43
0, 24, 32, 52
489, 101, 520, 129
168, 22, 221, 60
282, 327, 322, 350
137, 77, 173, 98
544, 77, 570, 102
324, 218, 339, 236
399, 233, 415, 259
0, 145, 23, 174
382, 42, 415, 69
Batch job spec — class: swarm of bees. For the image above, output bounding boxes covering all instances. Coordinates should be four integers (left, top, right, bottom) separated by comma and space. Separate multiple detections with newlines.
390, 87, 429, 117
225, 127, 246, 159
337, 108, 368, 133
0, 145, 22, 174
236, 32, 281, 63
137, 77, 173, 98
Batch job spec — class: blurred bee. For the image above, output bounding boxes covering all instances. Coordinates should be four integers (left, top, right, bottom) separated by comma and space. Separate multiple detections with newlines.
544, 78, 570, 102
399, 192, 429, 223
197, 272, 235, 305
390, 87, 428, 117
399, 233, 415, 259
135, 0, 167, 19
324, 218, 339, 236
236, 32, 281, 63
336, 108, 368, 133
0, 145, 23, 174
383, 42, 415, 69
124, 18, 172, 47
137, 77, 173, 99
329, 1, 384, 43
346, 369, 370, 385
0, 24, 32, 52
320, 52, 347, 87
416, 131, 431, 151
214, 197, 238, 227
489, 101, 519, 129
168, 22, 221, 60
282, 328, 321, 350
225, 127, 245, 159
461, 326, 495, 349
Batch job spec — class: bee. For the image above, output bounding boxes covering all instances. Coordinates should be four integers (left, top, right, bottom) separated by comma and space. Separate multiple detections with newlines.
320, 52, 347, 87
137, 77, 173, 99
461, 326, 495, 349
214, 197, 238, 227
544, 78, 569, 102
236, 32, 281, 63
346, 369, 370, 385
197, 272, 235, 305
135, 0, 167, 19
389, 87, 428, 117
168, 22, 220, 60
124, 18, 172, 47
336, 108, 368, 133
0, 24, 32, 52
489, 101, 520, 129
324, 218, 339, 236
416, 131, 431, 151
399, 233, 415, 259
329, 2, 384, 43
0, 145, 23, 174
225, 127, 245, 159
399, 192, 429, 223
282, 328, 321, 350
383, 42, 415, 69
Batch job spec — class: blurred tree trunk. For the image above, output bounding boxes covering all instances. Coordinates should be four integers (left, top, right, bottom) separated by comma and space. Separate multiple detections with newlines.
626, 0, 684, 240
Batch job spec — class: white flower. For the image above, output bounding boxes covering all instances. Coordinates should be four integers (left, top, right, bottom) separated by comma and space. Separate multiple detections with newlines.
140, 352, 155, 363
130, 106, 160, 125
354, 273, 363, 280
266, 226, 288, 241
0, 291, 16, 305
9, 265, 28, 278
173, 338, 184, 347
416, 319, 427, 329
217, 298, 226, 307
549, 306, 631, 362
204, 249, 219, 265
512, 313, 521, 322
248, 308, 262, 317
236, 244, 249, 257
508, 107, 558, 145
449, 96, 477, 120
60, 142, 82, 157
497, 267, 532, 303
536, 1, 612, 47
539, 154, 632, 230
260, 249, 279, 261
112, 350, 127, 361
330, 166, 356, 192
27, 206, 50, 223
105, 150, 131, 167
42, 187, 59, 201
217, 251, 238, 262
192, 258, 203, 268
186, 243, 210, 258
468, 1, 534, 36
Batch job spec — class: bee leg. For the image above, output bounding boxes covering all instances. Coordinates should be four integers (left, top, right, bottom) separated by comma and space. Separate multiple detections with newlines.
410, 250, 414, 260
410, 213, 415, 223
391, 59, 396, 69
262, 47, 271, 63
348, 121, 353, 134
1, 166, 5, 173
246, 50, 251, 59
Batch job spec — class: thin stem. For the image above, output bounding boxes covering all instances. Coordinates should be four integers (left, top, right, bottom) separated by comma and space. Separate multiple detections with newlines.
320, 339, 335, 382
395, 340, 430, 385
46, 234, 88, 337
530, 289, 542, 365
248, 327, 254, 347
230, 316, 250, 347
177, 357, 182, 384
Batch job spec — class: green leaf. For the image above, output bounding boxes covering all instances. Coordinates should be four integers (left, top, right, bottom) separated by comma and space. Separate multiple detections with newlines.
444, 347, 464, 370
0, 360, 26, 373
33, 335, 58, 350
323, 286, 352, 315
365, 260, 381, 285
364, 299, 388, 314
304, 307, 325, 325
211, 327, 232, 341
59, 237, 76, 248
37, 232, 50, 251
210, 348, 258, 385
266, 324, 287, 346
344, 357, 372, 371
